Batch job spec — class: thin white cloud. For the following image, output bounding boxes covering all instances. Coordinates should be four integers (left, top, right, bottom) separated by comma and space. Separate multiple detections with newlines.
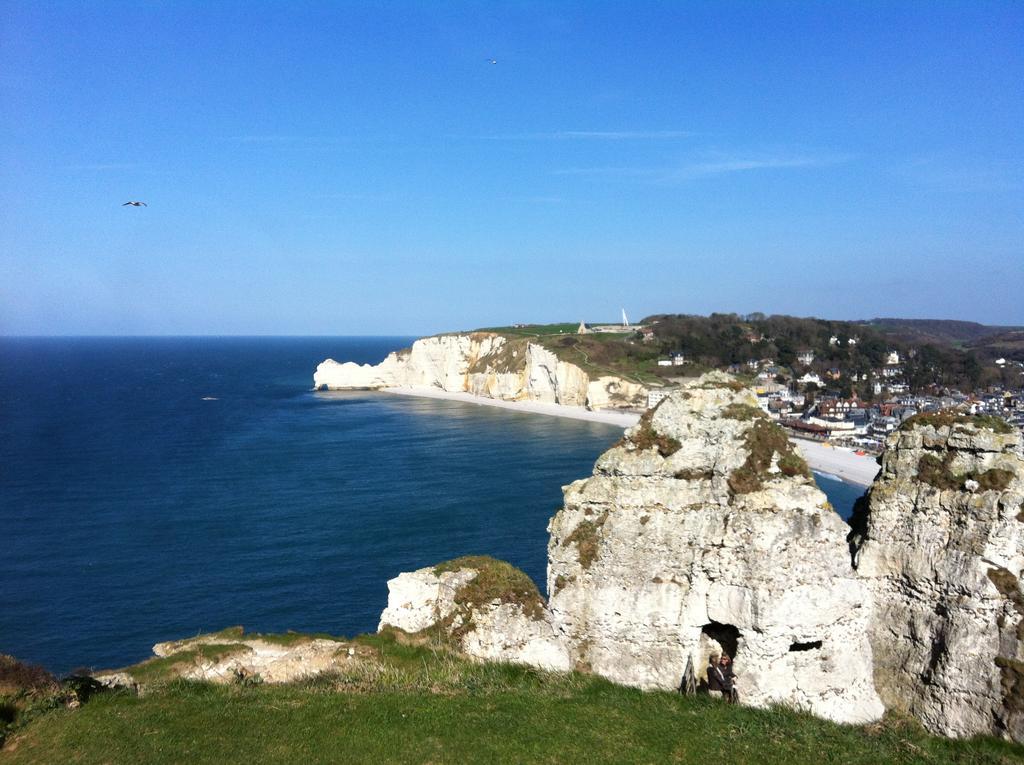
65, 163, 139, 171
484, 130, 693, 141
230, 135, 351, 145
553, 166, 657, 177
666, 153, 849, 181
555, 151, 850, 182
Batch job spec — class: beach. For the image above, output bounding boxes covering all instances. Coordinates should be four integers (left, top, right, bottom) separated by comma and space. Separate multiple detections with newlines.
382, 386, 881, 488
382, 386, 642, 426
790, 439, 880, 487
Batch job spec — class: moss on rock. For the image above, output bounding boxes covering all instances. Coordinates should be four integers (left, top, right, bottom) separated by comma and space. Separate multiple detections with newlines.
917, 453, 1014, 492
619, 410, 681, 457
561, 512, 609, 570
696, 379, 746, 392
902, 411, 1014, 435
721, 403, 766, 421
433, 556, 545, 622
728, 418, 810, 495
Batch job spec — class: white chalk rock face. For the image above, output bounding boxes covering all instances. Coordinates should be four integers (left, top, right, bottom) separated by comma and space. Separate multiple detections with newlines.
545, 376, 884, 724
850, 416, 1024, 742
313, 333, 646, 411
376, 375, 884, 726
313, 357, 401, 389
378, 560, 571, 672
377, 568, 479, 634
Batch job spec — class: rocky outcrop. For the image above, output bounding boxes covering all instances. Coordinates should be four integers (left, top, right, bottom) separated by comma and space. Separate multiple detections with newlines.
95, 627, 370, 687
377, 375, 885, 725
313, 333, 647, 411
379, 558, 570, 672
850, 414, 1024, 741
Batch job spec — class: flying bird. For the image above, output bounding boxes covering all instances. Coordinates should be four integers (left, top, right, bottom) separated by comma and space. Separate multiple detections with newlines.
122, 201, 147, 207
487, 58, 497, 65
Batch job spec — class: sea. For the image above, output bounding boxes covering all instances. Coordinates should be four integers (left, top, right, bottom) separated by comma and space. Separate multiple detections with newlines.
0, 337, 866, 675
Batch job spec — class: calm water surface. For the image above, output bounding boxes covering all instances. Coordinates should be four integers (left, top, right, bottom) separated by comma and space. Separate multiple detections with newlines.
0, 338, 863, 673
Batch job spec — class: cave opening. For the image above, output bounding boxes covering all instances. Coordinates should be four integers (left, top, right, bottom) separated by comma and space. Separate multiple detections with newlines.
701, 621, 740, 659
789, 640, 823, 652
692, 621, 743, 695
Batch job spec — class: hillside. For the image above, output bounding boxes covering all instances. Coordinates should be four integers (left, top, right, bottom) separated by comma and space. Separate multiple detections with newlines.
462, 314, 1021, 398
968, 330, 1024, 363
2, 632, 1022, 764
865, 318, 1024, 348
463, 324, 671, 386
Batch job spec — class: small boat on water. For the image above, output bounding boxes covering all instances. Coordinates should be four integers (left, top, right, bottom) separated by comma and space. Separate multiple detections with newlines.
201, 396, 218, 401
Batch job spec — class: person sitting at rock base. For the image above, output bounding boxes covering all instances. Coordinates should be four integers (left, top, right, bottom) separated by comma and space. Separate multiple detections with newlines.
707, 653, 738, 702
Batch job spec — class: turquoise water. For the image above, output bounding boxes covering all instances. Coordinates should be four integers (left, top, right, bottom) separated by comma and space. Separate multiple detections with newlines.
0, 338, 864, 674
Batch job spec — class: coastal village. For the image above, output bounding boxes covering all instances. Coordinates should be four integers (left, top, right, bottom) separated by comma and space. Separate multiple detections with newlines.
649, 347, 1024, 453
573, 316, 1024, 451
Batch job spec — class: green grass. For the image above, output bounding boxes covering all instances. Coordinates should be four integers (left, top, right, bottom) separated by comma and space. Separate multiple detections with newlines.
126, 643, 252, 684
246, 631, 347, 647
3, 648, 1022, 765
473, 323, 583, 337
154, 626, 348, 650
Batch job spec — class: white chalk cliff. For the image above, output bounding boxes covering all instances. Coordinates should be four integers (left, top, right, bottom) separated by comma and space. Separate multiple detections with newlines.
378, 375, 886, 725
313, 333, 647, 411
850, 416, 1024, 741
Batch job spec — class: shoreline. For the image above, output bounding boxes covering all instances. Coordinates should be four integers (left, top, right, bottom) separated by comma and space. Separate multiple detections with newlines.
380, 386, 880, 488
381, 386, 642, 427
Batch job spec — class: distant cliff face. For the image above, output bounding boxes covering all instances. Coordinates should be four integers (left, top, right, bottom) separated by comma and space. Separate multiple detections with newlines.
850, 415, 1024, 742
313, 333, 647, 411
377, 374, 885, 725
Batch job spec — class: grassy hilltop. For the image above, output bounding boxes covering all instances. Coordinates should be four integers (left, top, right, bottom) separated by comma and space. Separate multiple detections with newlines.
446, 313, 1023, 396
459, 322, 674, 386
3, 632, 1022, 765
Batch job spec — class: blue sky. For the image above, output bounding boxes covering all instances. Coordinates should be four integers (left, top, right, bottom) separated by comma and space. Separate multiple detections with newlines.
1, 1, 1021, 335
